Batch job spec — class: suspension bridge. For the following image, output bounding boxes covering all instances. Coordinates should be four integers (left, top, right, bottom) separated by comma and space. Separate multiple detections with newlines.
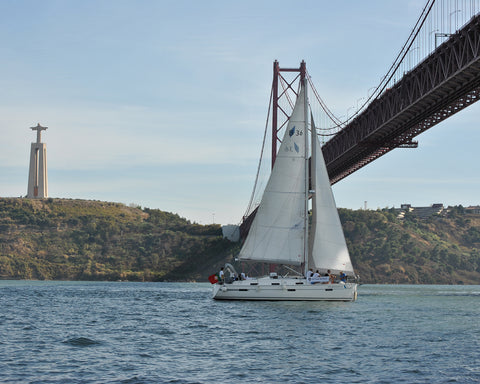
241, 0, 480, 237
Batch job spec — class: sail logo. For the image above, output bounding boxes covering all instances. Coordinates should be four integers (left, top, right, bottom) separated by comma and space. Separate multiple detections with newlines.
283, 141, 300, 153
289, 126, 296, 137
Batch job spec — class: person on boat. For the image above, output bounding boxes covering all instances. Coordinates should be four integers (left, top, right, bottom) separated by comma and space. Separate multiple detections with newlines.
310, 270, 324, 284
323, 270, 331, 284
219, 267, 225, 283
306, 268, 313, 281
340, 271, 347, 283
240, 272, 246, 280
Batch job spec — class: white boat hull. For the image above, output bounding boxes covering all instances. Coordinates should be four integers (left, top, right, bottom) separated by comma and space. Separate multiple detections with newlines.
212, 277, 357, 301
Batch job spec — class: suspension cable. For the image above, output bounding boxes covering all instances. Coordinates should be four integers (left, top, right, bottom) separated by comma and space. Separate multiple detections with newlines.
308, 0, 437, 131
243, 83, 273, 219
348, 0, 437, 122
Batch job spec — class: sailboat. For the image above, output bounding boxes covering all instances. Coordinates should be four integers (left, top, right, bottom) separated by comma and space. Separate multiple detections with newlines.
213, 77, 357, 301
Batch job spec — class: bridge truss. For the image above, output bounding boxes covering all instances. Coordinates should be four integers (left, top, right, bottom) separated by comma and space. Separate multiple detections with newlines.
325, 13, 480, 184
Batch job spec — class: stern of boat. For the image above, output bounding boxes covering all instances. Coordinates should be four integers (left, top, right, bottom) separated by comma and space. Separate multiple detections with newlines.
212, 283, 226, 299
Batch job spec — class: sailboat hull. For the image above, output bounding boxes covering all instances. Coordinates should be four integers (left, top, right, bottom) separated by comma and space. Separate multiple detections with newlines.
212, 277, 357, 301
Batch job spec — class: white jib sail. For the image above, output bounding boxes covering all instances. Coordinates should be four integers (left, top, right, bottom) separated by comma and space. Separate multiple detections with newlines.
239, 85, 307, 266
309, 120, 355, 275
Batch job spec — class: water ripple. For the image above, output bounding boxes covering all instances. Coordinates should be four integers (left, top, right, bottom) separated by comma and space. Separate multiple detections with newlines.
63, 336, 103, 347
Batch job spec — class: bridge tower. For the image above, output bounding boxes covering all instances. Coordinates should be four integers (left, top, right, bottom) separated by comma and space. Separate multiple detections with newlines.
272, 60, 306, 168
27, 123, 48, 198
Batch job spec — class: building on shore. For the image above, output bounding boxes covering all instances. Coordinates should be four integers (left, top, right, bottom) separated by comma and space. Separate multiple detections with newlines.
395, 203, 445, 219
465, 206, 480, 214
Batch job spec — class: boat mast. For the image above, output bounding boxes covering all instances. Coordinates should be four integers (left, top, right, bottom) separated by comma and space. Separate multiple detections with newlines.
301, 61, 309, 277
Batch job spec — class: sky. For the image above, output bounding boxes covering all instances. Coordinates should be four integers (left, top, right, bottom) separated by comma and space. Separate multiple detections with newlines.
1, 0, 479, 225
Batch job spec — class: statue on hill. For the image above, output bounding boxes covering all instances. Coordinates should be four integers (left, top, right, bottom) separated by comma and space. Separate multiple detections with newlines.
27, 123, 48, 198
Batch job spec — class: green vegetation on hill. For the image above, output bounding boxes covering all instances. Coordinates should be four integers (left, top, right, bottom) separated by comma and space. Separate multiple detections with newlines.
0, 198, 478, 284
341, 207, 480, 284
0, 198, 233, 281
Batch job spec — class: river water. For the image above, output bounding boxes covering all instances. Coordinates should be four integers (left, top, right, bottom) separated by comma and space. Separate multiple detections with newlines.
0, 281, 478, 383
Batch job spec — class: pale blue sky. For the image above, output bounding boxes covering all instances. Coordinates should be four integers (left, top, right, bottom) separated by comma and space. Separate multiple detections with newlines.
1, 0, 479, 224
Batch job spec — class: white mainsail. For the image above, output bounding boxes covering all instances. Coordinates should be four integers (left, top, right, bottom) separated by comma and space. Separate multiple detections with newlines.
309, 118, 354, 275
239, 81, 354, 276
238, 84, 307, 266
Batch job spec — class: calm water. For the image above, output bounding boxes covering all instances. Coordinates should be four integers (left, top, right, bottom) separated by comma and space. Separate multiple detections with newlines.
0, 281, 479, 383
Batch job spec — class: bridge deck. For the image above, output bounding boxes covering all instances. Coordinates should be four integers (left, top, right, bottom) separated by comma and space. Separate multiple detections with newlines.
323, 14, 480, 184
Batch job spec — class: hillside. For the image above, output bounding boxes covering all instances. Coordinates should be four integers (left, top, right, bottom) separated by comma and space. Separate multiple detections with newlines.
341, 207, 480, 284
0, 198, 479, 284
0, 198, 233, 281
